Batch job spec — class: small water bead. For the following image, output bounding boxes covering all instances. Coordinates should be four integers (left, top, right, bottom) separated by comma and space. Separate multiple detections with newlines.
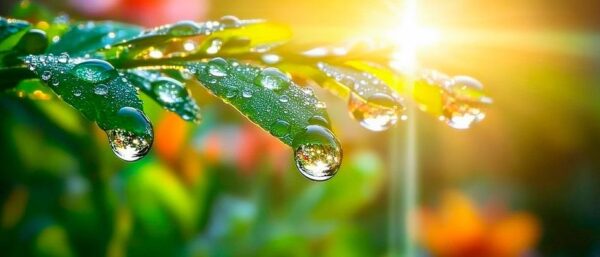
219, 15, 242, 28
242, 88, 253, 98
207, 57, 229, 77
255, 67, 290, 91
206, 38, 223, 55
94, 84, 108, 96
107, 107, 153, 162
279, 95, 289, 103
73, 88, 82, 97
167, 20, 202, 36
151, 77, 187, 105
271, 120, 291, 137
72, 59, 118, 83
57, 53, 69, 63
51, 78, 60, 86
348, 93, 404, 132
41, 70, 52, 81
292, 125, 342, 181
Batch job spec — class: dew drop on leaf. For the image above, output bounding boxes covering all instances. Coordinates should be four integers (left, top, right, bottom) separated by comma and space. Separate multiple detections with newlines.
279, 95, 289, 103
348, 92, 404, 132
207, 57, 228, 77
271, 120, 291, 137
441, 76, 490, 129
219, 15, 242, 28
94, 84, 108, 95
206, 38, 223, 55
57, 53, 69, 63
73, 88, 82, 96
41, 70, 52, 81
242, 88, 253, 98
255, 67, 290, 91
107, 107, 153, 161
292, 125, 342, 181
152, 77, 187, 105
72, 59, 118, 83
167, 20, 201, 36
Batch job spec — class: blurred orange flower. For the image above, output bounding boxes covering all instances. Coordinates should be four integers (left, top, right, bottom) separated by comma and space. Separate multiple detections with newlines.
419, 190, 540, 257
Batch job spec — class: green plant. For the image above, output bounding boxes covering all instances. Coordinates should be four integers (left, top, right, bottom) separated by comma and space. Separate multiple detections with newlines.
0, 15, 491, 181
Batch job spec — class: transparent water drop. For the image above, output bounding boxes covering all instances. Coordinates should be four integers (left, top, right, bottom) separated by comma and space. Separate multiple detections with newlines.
206, 38, 223, 55
94, 84, 108, 95
271, 120, 290, 137
151, 77, 187, 105
441, 76, 489, 129
255, 67, 290, 91
72, 59, 118, 83
279, 95, 289, 103
41, 70, 52, 81
207, 57, 228, 77
51, 78, 60, 86
219, 15, 242, 28
57, 53, 69, 63
73, 88, 82, 97
242, 88, 253, 98
107, 107, 153, 162
225, 86, 238, 98
308, 115, 331, 128
167, 20, 201, 36
348, 92, 404, 132
292, 125, 342, 181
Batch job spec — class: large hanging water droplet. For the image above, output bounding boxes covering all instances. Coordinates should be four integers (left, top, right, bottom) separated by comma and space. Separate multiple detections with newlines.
207, 57, 228, 77
292, 125, 342, 181
107, 107, 153, 161
152, 77, 187, 105
72, 59, 118, 83
255, 67, 290, 91
167, 20, 201, 36
441, 76, 490, 129
348, 93, 404, 132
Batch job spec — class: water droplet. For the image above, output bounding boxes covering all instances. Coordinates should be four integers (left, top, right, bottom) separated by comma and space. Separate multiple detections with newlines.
41, 70, 52, 81
51, 78, 60, 86
242, 88, 253, 98
308, 115, 331, 128
271, 120, 290, 137
225, 86, 238, 98
167, 20, 201, 36
94, 84, 108, 95
348, 93, 404, 132
72, 59, 118, 83
206, 38, 223, 55
279, 95, 289, 103
441, 76, 489, 129
107, 107, 153, 161
292, 125, 342, 181
255, 67, 290, 91
207, 57, 228, 77
219, 15, 242, 28
73, 88, 82, 97
152, 77, 187, 105
57, 53, 69, 63
315, 101, 326, 109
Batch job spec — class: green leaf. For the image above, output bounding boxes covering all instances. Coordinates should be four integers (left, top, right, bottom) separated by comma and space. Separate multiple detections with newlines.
0, 16, 31, 51
125, 69, 202, 122
189, 58, 331, 146
47, 21, 142, 57
23, 54, 143, 130
102, 17, 291, 61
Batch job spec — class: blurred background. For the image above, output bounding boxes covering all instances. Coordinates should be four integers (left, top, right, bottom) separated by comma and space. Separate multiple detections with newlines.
1, 0, 599, 256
